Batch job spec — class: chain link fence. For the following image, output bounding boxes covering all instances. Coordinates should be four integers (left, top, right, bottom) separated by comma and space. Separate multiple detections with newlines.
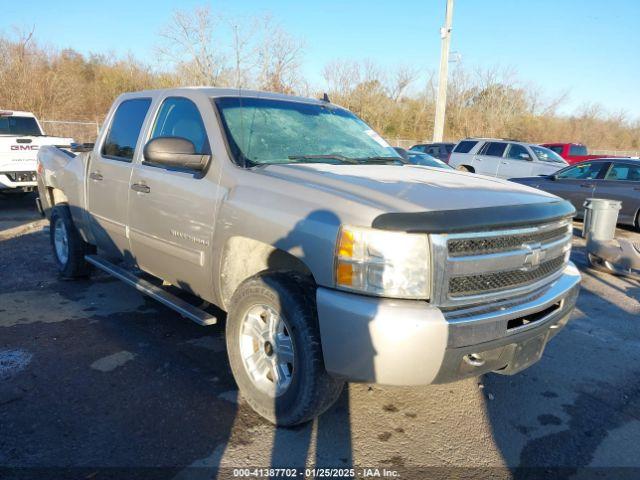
40, 120, 100, 144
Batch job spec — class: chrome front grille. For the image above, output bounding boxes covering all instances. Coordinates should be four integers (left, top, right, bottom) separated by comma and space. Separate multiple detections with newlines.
448, 255, 566, 297
430, 218, 573, 307
447, 225, 569, 257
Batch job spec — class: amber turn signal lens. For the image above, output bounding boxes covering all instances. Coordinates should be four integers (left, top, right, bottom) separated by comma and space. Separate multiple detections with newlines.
337, 229, 355, 258
336, 262, 354, 285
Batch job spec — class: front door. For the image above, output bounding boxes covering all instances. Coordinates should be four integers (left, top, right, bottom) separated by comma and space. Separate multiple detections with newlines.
128, 96, 218, 298
549, 162, 611, 216
86, 97, 152, 260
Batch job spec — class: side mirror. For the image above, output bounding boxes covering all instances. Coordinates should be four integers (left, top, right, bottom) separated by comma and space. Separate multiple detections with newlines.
549, 174, 558, 181
519, 153, 532, 161
143, 136, 210, 171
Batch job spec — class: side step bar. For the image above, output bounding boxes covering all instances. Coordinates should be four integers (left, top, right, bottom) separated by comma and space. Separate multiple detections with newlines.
85, 255, 217, 326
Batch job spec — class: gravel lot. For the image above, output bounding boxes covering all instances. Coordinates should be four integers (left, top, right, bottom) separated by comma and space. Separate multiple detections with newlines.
1, 193, 639, 479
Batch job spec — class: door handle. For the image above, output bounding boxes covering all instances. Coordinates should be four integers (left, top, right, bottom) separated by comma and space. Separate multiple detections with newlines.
131, 183, 150, 194
579, 183, 594, 188
89, 172, 103, 181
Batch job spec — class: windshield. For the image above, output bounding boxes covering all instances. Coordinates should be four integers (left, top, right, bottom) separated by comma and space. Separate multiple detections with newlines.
407, 152, 452, 169
214, 97, 402, 166
530, 145, 566, 164
0, 115, 43, 136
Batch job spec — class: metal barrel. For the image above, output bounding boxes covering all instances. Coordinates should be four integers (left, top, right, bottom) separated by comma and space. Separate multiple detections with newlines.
582, 198, 622, 241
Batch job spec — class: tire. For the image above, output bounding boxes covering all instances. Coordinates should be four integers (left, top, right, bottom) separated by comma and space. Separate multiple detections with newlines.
50, 205, 94, 278
226, 272, 344, 426
456, 165, 472, 173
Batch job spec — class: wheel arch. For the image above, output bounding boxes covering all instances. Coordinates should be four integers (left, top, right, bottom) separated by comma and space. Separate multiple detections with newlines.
218, 236, 315, 311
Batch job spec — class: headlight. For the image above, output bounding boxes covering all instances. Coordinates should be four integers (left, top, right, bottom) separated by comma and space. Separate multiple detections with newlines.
334, 225, 430, 299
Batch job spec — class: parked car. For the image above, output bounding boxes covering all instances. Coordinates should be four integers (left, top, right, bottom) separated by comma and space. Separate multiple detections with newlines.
393, 147, 452, 169
0, 110, 73, 193
511, 158, 640, 229
449, 138, 568, 179
540, 143, 624, 165
36, 88, 580, 426
409, 142, 455, 162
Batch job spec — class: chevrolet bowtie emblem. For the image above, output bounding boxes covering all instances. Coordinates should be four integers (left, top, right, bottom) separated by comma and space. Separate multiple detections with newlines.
522, 242, 545, 271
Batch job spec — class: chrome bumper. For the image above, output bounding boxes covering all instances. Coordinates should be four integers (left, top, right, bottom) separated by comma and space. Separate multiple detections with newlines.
316, 262, 581, 385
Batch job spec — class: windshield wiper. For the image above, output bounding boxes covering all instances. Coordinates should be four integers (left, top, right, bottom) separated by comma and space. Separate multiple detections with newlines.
287, 154, 359, 164
355, 156, 406, 164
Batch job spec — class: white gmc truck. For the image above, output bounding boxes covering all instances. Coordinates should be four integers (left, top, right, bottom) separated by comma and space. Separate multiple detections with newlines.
0, 110, 73, 193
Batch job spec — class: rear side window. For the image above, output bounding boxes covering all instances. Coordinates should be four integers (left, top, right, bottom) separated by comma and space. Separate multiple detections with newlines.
453, 140, 478, 153
411, 145, 427, 152
102, 98, 152, 161
569, 145, 588, 156
482, 142, 507, 157
150, 97, 209, 154
605, 163, 640, 181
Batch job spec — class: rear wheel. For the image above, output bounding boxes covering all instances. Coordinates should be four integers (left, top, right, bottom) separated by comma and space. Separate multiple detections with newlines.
50, 205, 93, 278
226, 272, 344, 426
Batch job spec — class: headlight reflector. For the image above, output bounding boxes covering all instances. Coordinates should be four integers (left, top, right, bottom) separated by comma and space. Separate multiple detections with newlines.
334, 225, 430, 299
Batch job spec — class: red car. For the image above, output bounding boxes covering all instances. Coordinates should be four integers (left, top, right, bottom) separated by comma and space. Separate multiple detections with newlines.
541, 143, 622, 165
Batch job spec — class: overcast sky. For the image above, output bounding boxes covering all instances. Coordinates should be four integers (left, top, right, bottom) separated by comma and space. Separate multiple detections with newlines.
3, 0, 639, 119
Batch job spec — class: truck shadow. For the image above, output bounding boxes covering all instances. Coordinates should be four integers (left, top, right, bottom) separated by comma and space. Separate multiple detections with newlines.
266, 210, 364, 471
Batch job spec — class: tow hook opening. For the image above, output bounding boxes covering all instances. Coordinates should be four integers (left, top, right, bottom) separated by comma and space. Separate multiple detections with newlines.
507, 301, 561, 330
464, 353, 486, 367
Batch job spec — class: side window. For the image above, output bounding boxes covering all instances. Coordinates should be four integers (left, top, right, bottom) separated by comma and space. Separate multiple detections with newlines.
411, 145, 426, 152
427, 146, 440, 156
453, 140, 478, 153
506, 144, 530, 160
605, 163, 640, 181
150, 97, 209, 154
483, 142, 507, 157
102, 98, 152, 161
557, 162, 605, 180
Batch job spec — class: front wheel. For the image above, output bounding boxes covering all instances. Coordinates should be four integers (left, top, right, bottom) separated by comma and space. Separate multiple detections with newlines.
226, 272, 344, 426
50, 205, 93, 278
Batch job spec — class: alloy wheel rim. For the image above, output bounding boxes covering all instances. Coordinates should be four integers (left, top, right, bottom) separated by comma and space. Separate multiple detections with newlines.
54, 220, 69, 265
239, 304, 295, 397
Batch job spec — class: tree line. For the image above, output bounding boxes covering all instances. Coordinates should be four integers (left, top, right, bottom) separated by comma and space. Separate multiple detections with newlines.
1, 6, 638, 152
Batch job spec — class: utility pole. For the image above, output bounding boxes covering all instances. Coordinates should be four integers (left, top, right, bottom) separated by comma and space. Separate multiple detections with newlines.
433, 0, 454, 142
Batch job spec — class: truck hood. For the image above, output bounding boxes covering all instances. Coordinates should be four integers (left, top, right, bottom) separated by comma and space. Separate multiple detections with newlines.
257, 163, 559, 213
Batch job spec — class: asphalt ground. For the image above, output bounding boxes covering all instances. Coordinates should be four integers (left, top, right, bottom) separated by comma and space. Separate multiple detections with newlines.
1, 192, 639, 480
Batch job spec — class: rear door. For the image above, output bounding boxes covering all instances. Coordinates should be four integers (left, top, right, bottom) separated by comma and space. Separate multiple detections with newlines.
128, 95, 218, 298
593, 161, 640, 226
496, 143, 534, 179
86, 97, 152, 259
473, 141, 506, 176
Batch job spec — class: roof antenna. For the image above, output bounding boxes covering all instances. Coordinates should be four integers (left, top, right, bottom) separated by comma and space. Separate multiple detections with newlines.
321, 92, 330, 103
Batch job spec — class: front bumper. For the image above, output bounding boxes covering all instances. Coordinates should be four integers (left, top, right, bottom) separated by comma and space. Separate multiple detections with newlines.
316, 262, 581, 385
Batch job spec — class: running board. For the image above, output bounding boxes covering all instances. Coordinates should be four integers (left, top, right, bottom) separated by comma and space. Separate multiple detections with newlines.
85, 255, 217, 326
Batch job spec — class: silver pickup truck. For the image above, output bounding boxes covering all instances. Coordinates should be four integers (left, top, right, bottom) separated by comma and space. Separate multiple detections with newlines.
36, 88, 581, 425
